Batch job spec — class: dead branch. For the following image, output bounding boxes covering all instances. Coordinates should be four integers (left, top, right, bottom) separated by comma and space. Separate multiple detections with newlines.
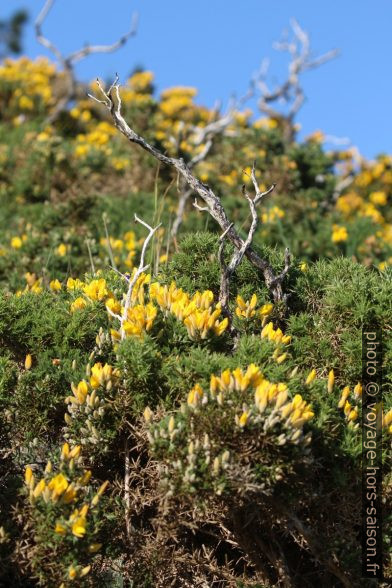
217, 168, 276, 325
89, 79, 290, 303
120, 214, 160, 340
35, 0, 137, 123
253, 19, 339, 140
171, 89, 252, 240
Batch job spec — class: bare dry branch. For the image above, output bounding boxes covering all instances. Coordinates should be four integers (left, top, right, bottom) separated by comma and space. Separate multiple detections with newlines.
218, 164, 278, 327
253, 19, 339, 139
171, 87, 254, 239
120, 214, 161, 339
89, 80, 290, 303
35, 0, 137, 123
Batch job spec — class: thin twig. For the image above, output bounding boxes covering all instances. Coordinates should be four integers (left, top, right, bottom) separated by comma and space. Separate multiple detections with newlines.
85, 238, 95, 274
102, 213, 117, 271
120, 214, 161, 339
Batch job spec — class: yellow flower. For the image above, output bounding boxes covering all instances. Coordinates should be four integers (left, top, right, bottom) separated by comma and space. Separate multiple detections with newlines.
10, 236, 23, 249
259, 303, 274, 317
48, 473, 68, 498
305, 369, 317, 385
238, 411, 250, 427
67, 277, 84, 290
88, 543, 102, 553
68, 566, 77, 580
129, 70, 154, 92
70, 297, 88, 312
235, 294, 257, 319
25, 354, 32, 370
50, 279, 62, 291
369, 191, 387, 206
56, 243, 68, 257
97, 480, 109, 496
80, 566, 91, 577
19, 95, 34, 110
71, 516, 87, 538
55, 522, 67, 535
106, 297, 121, 315
353, 382, 362, 398
338, 386, 350, 409
187, 383, 203, 408
61, 442, 70, 459
331, 225, 348, 243
143, 406, 153, 423
327, 370, 335, 393
24, 466, 34, 486
78, 470, 92, 486
299, 261, 308, 272
33, 479, 46, 499
90, 362, 113, 389
168, 416, 175, 433
72, 380, 89, 404
83, 278, 108, 301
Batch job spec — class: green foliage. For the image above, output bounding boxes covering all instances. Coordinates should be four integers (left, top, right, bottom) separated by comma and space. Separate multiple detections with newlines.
0, 55, 391, 587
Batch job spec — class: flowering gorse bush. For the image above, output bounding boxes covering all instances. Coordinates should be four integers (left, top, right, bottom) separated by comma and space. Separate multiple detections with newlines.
146, 364, 313, 498
0, 51, 391, 587
21, 443, 108, 585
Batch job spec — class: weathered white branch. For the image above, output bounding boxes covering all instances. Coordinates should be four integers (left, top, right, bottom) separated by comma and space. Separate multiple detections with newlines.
35, 0, 137, 123
171, 87, 254, 239
120, 214, 161, 340
218, 164, 279, 321
253, 19, 339, 138
89, 79, 290, 303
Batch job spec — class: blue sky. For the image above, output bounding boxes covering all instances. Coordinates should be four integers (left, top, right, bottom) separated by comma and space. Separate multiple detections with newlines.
4, 0, 392, 159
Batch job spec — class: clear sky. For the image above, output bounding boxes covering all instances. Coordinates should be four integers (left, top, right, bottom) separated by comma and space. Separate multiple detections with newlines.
3, 0, 392, 159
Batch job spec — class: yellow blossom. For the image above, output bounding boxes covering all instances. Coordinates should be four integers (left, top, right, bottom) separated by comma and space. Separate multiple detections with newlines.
305, 369, 317, 385
50, 279, 62, 291
369, 191, 387, 206
25, 354, 32, 370
83, 278, 108, 301
331, 225, 348, 243
259, 303, 274, 317
68, 566, 77, 580
48, 473, 68, 498
71, 516, 87, 538
25, 466, 34, 486
70, 297, 88, 312
56, 243, 68, 257
10, 236, 23, 249
238, 411, 250, 427
55, 522, 67, 535
327, 370, 335, 393
338, 386, 350, 408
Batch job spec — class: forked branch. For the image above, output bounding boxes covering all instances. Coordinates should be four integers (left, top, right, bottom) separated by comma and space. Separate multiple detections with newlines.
35, 0, 137, 123
89, 79, 290, 304
253, 19, 339, 139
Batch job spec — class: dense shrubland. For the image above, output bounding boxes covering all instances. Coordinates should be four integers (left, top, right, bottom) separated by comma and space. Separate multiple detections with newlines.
0, 40, 391, 588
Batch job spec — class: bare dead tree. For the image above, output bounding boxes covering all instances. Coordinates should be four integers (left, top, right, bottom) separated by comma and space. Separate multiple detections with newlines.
35, 0, 138, 124
89, 78, 291, 304
252, 18, 339, 141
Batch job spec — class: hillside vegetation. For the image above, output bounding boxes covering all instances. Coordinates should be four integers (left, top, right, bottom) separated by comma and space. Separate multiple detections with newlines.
0, 56, 391, 587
